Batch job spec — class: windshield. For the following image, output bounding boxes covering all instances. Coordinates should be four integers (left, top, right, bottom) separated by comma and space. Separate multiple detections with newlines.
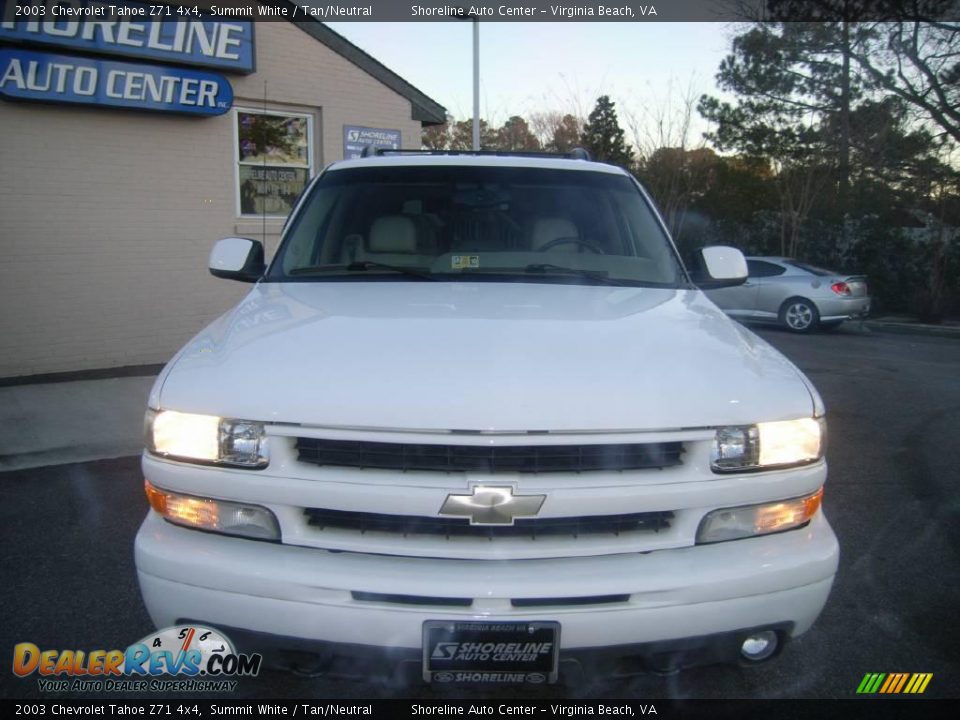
267, 165, 687, 287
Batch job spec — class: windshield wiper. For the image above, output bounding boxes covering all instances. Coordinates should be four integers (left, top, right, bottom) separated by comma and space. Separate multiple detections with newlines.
523, 263, 627, 286
289, 261, 438, 281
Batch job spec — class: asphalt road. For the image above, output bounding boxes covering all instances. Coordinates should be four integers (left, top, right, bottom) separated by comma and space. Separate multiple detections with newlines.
2, 326, 958, 700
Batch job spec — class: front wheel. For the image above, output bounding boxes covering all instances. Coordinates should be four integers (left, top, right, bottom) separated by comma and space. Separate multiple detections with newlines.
779, 298, 820, 333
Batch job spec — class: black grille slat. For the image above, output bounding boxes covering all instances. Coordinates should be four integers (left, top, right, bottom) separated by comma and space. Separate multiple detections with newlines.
351, 591, 471, 607
296, 438, 684, 473
511, 595, 630, 607
303, 507, 673, 539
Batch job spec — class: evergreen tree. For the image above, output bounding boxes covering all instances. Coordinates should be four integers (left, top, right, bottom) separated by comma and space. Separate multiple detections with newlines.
582, 96, 634, 169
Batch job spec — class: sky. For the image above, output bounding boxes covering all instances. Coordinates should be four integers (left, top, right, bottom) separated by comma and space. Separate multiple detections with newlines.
326, 22, 738, 149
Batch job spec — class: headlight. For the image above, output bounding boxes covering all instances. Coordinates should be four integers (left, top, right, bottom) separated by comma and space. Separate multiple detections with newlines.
145, 409, 268, 468
696, 487, 823, 544
711, 417, 824, 472
145, 481, 279, 540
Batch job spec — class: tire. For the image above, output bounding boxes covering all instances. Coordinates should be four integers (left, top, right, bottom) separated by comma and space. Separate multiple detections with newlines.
779, 297, 820, 333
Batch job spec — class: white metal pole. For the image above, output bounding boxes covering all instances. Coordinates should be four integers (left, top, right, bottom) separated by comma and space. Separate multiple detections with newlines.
472, 19, 480, 151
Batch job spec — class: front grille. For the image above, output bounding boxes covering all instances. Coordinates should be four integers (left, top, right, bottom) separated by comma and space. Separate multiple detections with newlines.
295, 438, 684, 473
303, 507, 673, 539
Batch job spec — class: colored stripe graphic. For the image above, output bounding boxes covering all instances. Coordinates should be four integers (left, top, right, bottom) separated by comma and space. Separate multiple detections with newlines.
857, 672, 932, 694
905, 673, 933, 693
857, 673, 883, 693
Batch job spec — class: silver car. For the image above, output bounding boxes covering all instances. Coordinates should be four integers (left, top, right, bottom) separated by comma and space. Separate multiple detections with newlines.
706, 256, 870, 333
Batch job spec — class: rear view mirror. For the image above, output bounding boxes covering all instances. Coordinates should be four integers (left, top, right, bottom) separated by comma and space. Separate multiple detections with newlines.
209, 237, 266, 283
693, 246, 748, 289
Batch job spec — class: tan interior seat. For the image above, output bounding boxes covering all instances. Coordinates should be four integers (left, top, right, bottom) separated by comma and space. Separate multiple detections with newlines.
368, 215, 418, 254
530, 217, 579, 252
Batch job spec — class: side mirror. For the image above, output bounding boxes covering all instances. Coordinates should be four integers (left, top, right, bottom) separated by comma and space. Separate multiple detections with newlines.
693, 246, 748, 289
209, 237, 266, 283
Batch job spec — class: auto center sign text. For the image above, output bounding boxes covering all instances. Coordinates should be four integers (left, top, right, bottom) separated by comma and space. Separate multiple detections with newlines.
0, 47, 234, 115
0, 0, 253, 115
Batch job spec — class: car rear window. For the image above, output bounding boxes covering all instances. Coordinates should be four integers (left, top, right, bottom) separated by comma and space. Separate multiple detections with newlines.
784, 260, 835, 277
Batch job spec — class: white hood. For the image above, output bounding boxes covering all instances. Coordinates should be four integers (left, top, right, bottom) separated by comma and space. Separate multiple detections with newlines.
155, 281, 816, 432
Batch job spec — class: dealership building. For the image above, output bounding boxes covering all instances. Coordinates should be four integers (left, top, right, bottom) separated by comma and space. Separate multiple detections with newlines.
0, 9, 446, 378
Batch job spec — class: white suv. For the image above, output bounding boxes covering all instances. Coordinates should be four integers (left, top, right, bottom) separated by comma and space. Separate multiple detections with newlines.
135, 151, 838, 684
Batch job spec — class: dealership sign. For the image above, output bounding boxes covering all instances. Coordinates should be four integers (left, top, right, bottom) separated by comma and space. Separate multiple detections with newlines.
0, 1, 255, 73
0, 48, 233, 115
344, 125, 402, 159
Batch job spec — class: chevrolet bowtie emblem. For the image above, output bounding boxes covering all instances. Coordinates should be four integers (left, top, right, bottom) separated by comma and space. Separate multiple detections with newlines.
439, 486, 546, 526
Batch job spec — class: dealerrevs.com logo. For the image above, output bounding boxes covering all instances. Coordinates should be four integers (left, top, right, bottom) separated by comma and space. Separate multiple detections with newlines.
13, 625, 262, 693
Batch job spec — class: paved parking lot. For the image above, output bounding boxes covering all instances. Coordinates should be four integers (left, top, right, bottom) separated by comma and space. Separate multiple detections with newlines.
1, 326, 958, 699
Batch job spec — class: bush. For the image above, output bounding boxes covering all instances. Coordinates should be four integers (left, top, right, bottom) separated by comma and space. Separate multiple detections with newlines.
845, 217, 959, 320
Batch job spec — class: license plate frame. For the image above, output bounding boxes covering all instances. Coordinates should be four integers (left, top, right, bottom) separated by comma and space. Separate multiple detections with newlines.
422, 620, 560, 685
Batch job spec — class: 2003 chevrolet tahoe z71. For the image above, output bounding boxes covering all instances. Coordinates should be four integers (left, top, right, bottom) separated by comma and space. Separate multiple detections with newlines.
135, 150, 839, 685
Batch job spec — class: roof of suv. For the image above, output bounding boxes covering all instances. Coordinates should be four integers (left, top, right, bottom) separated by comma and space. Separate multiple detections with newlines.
328, 153, 628, 175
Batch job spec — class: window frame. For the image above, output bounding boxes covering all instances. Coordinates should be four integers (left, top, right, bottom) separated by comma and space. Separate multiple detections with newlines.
233, 106, 315, 220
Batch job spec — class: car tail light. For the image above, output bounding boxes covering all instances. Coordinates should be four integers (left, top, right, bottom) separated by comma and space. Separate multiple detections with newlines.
830, 282, 850, 295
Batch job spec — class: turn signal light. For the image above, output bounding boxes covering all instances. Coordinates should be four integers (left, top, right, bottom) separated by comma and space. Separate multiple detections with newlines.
144, 481, 280, 541
696, 487, 824, 544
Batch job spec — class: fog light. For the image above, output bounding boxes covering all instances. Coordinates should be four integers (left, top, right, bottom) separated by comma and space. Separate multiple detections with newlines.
740, 631, 778, 662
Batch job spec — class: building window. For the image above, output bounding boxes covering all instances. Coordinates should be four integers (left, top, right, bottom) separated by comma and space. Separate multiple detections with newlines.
236, 109, 313, 217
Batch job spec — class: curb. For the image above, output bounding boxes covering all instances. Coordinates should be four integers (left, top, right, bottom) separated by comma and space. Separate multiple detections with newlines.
863, 320, 960, 340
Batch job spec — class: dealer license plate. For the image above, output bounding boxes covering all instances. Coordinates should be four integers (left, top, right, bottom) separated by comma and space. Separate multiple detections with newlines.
422, 620, 560, 684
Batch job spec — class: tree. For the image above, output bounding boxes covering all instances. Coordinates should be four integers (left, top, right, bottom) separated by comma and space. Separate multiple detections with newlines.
422, 118, 451, 150
693, 156, 778, 226
530, 112, 582, 153
637, 148, 720, 239
850, 18, 960, 144
551, 114, 582, 153
581, 96, 634, 169
449, 119, 498, 150
762, 0, 960, 143
698, 22, 868, 214
627, 81, 709, 238
496, 116, 540, 151
697, 21, 869, 255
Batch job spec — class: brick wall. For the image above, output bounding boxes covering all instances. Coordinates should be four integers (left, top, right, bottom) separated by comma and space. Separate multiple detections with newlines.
0, 22, 428, 378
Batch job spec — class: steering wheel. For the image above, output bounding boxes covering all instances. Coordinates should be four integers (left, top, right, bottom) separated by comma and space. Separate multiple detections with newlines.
537, 236, 606, 254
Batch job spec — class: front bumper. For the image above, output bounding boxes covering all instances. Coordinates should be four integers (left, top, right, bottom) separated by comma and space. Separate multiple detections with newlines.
135, 510, 839, 677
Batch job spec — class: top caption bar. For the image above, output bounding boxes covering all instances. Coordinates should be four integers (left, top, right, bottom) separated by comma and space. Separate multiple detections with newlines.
2, 0, 959, 22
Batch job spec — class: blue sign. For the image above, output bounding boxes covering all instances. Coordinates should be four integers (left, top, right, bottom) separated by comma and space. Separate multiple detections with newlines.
344, 125, 402, 159
0, 48, 233, 116
0, 1, 255, 74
